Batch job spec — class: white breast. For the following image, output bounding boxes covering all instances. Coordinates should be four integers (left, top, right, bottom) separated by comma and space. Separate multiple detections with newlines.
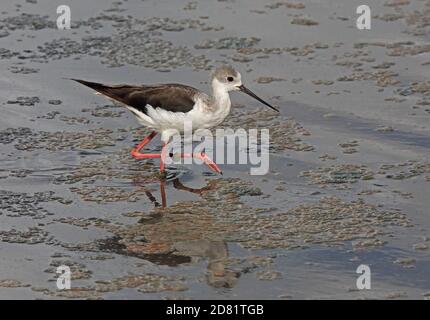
127, 95, 231, 143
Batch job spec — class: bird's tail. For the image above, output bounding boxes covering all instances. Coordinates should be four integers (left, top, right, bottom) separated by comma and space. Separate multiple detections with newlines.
66, 78, 107, 91
66, 78, 132, 104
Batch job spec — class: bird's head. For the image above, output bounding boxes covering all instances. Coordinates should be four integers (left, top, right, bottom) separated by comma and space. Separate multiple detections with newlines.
211, 65, 243, 91
211, 65, 279, 112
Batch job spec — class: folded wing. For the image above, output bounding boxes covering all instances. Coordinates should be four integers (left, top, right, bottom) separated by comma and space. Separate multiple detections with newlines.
70, 79, 198, 114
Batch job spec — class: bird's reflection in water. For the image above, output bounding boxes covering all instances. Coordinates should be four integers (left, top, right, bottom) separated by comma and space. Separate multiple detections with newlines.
129, 174, 240, 288
140, 176, 214, 208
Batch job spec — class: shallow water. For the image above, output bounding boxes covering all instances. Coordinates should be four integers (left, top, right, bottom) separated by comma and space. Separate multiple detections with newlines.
0, 0, 429, 299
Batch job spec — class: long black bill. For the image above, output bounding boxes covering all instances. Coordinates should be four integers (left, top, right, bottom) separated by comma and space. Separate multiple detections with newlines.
238, 85, 279, 112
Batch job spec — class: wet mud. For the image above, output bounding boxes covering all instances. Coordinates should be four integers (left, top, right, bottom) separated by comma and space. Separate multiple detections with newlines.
0, 0, 429, 299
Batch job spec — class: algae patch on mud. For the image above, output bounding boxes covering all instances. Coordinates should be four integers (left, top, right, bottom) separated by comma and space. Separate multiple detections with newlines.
220, 108, 314, 152
53, 148, 160, 202
0, 190, 71, 219
58, 178, 410, 257
0, 127, 116, 151
300, 164, 374, 189
379, 160, 430, 180
33, 274, 187, 299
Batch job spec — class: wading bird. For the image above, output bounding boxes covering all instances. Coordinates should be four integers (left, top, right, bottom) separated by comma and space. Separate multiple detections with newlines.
71, 65, 278, 175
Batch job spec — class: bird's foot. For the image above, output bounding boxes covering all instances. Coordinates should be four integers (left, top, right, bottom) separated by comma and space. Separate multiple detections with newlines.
130, 131, 159, 159
130, 151, 161, 160
132, 150, 222, 176
178, 152, 222, 175
197, 152, 222, 175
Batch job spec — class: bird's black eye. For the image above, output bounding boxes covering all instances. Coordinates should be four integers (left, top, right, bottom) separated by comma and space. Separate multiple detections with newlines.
227, 76, 234, 82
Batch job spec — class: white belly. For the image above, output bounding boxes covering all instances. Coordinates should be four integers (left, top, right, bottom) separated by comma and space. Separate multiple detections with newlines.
128, 99, 231, 143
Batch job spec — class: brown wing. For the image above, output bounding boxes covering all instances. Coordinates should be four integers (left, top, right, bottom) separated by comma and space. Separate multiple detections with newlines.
70, 79, 198, 114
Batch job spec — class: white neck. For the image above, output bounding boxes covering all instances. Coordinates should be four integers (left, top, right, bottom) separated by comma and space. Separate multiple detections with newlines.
211, 78, 231, 110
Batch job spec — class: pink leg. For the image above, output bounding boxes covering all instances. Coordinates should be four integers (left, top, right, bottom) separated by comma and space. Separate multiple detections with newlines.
131, 132, 221, 175
179, 152, 222, 175
160, 143, 168, 172
130, 131, 160, 159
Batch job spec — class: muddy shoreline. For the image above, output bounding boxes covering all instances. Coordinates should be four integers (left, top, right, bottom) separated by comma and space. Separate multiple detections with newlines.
0, 0, 429, 299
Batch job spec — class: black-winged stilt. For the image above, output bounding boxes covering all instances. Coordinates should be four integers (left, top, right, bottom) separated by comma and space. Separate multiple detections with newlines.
70, 65, 278, 174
